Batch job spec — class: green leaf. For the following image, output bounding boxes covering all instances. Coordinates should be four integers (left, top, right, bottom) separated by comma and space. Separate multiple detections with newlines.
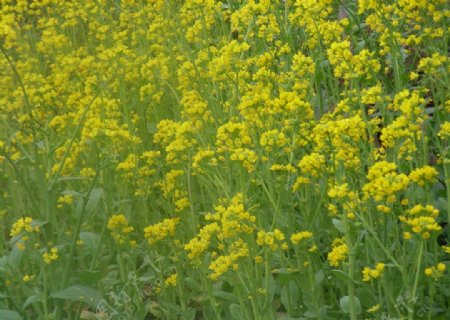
8, 245, 23, 269
315, 270, 324, 284
51, 285, 103, 308
184, 277, 202, 291
331, 269, 351, 283
181, 309, 196, 320
303, 310, 316, 318
23, 294, 42, 311
281, 281, 299, 312
79, 232, 100, 252
0, 310, 23, 320
229, 304, 242, 319
213, 290, 239, 303
332, 219, 346, 233
339, 296, 361, 315
85, 188, 103, 215
78, 269, 102, 284
75, 198, 85, 218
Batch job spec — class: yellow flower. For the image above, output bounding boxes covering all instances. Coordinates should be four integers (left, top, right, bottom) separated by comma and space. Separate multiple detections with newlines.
438, 122, 450, 139
327, 238, 348, 267
291, 231, 313, 245
399, 205, 441, 239
257, 229, 286, 251
144, 217, 179, 245
367, 304, 380, 313
10, 217, 39, 237
107, 214, 134, 245
164, 273, 177, 287
409, 166, 438, 186
43, 247, 59, 264
363, 161, 410, 202
23, 274, 35, 282
362, 263, 385, 281
424, 263, 446, 280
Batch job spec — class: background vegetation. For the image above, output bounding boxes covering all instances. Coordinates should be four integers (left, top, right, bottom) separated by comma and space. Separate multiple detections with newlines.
0, 0, 449, 319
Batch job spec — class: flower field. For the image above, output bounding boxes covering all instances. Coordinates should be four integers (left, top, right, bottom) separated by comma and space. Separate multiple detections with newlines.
1, 0, 449, 319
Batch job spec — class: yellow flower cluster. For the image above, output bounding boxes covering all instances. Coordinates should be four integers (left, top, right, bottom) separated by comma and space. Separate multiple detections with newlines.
409, 166, 438, 186
362, 263, 385, 281
43, 247, 59, 264
424, 263, 446, 280
256, 229, 288, 251
10, 217, 39, 237
181, 90, 213, 129
216, 122, 252, 153
312, 114, 367, 169
107, 214, 134, 245
192, 149, 217, 174
327, 238, 348, 267
10, 217, 40, 250
290, 231, 313, 245
363, 161, 409, 202
259, 129, 288, 153
22, 274, 35, 283
143, 217, 180, 245
184, 223, 220, 260
230, 148, 258, 173
438, 122, 450, 139
208, 239, 249, 281
399, 205, 441, 239
418, 53, 448, 75
185, 194, 255, 280
205, 193, 256, 239
298, 153, 325, 178
289, 0, 342, 48
164, 273, 177, 287
327, 40, 380, 81
57, 194, 74, 208
381, 90, 428, 160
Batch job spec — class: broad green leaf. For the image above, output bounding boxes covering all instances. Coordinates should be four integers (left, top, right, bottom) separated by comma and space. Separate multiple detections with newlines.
78, 269, 102, 284
213, 290, 239, 303
229, 304, 242, 319
51, 285, 103, 308
85, 188, 103, 215
281, 281, 299, 312
332, 219, 346, 233
184, 277, 201, 291
340, 296, 362, 315
0, 310, 22, 320
331, 269, 351, 283
8, 245, 23, 269
79, 232, 100, 252
23, 294, 41, 311
181, 309, 196, 320
315, 270, 324, 284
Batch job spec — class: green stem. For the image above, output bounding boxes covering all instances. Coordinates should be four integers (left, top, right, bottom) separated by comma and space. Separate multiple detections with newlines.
444, 161, 450, 239
347, 247, 357, 320
264, 250, 271, 312
55, 173, 99, 317
117, 252, 127, 282
409, 240, 424, 320
43, 269, 49, 319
